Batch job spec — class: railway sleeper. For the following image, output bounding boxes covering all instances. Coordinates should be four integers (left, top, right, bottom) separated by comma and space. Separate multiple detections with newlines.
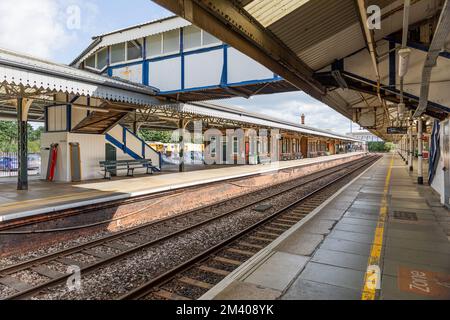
178, 276, 213, 290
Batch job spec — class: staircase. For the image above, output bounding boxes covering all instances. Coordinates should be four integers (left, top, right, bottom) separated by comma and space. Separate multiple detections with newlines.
105, 124, 161, 171
71, 111, 127, 134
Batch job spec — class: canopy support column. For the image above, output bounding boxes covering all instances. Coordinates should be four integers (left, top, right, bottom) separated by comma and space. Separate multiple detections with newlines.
179, 118, 185, 173
408, 122, 413, 171
418, 118, 423, 184
17, 97, 29, 190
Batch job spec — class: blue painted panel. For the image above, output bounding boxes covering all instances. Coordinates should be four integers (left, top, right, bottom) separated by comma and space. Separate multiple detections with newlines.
105, 134, 141, 160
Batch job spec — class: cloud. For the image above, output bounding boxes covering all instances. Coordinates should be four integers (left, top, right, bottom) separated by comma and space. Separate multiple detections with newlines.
211, 92, 359, 135
0, 0, 98, 61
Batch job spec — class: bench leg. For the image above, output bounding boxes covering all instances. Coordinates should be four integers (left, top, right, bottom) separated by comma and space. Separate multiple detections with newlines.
127, 168, 134, 177
104, 170, 112, 180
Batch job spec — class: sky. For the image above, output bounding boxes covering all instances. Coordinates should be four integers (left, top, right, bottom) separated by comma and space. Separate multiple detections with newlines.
0, 0, 362, 134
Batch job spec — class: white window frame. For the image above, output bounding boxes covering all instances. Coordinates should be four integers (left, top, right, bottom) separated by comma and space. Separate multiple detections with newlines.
109, 43, 127, 66
96, 47, 108, 71
84, 48, 108, 72
161, 29, 181, 56
183, 27, 222, 53
146, 34, 163, 59
109, 39, 144, 67
125, 39, 144, 64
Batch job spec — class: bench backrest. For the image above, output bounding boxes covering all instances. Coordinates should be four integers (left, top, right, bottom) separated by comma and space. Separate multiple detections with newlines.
99, 159, 152, 167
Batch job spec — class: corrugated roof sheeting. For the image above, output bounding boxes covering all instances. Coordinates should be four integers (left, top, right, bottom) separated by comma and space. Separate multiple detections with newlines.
266, 0, 360, 54
0, 49, 160, 106
298, 23, 366, 70
244, 0, 312, 27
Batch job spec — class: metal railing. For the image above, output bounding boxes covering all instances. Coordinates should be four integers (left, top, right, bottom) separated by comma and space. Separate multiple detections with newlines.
0, 152, 41, 178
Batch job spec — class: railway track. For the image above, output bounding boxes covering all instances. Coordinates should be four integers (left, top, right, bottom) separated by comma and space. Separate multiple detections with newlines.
0, 155, 379, 300
119, 155, 380, 300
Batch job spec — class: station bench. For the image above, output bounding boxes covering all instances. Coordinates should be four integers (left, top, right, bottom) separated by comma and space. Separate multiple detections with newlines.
99, 159, 159, 179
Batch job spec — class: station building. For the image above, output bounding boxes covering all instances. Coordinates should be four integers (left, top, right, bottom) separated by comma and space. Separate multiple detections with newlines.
0, 17, 363, 184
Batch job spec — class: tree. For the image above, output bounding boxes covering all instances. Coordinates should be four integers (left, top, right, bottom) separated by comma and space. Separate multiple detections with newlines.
0, 121, 44, 153
138, 129, 173, 143
368, 141, 394, 153
0, 121, 18, 152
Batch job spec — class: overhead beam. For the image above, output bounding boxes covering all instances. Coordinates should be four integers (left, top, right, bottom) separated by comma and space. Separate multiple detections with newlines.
152, 0, 326, 100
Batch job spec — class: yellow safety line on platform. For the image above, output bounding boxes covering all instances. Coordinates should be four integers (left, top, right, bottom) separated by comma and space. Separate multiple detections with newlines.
361, 155, 394, 300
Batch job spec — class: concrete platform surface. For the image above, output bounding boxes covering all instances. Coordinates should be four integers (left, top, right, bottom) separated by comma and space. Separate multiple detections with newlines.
202, 154, 450, 300
0, 152, 363, 222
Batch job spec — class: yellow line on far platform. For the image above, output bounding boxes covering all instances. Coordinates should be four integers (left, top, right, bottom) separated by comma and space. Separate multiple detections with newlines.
361, 155, 394, 300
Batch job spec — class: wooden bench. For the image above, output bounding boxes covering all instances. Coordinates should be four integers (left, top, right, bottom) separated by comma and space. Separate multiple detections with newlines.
99, 159, 159, 179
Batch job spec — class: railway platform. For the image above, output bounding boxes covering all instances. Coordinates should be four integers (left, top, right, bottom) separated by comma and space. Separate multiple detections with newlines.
0, 153, 364, 223
202, 153, 450, 300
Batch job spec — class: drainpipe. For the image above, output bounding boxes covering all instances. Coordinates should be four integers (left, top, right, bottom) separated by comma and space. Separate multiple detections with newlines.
417, 118, 423, 184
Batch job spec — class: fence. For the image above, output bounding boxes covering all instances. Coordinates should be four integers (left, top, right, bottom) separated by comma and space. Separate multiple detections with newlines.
0, 152, 41, 178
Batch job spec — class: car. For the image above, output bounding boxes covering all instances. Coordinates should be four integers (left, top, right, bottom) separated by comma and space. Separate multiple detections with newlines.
161, 154, 179, 165
28, 154, 41, 170
0, 157, 18, 171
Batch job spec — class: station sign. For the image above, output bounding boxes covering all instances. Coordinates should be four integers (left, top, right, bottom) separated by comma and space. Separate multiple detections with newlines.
387, 127, 407, 134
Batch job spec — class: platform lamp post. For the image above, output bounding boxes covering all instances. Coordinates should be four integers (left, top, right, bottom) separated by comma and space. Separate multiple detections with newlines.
179, 118, 185, 173
417, 117, 424, 184
17, 97, 31, 190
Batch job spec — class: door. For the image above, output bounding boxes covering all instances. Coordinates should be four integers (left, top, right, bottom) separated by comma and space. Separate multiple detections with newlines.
105, 143, 117, 176
69, 142, 81, 182
300, 137, 308, 158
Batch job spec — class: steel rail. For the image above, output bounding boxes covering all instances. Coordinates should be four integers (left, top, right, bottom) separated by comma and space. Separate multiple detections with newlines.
0, 156, 366, 275
119, 156, 380, 300
3, 156, 376, 300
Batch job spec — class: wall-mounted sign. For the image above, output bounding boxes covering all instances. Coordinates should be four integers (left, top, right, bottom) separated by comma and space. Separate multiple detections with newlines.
387, 127, 407, 134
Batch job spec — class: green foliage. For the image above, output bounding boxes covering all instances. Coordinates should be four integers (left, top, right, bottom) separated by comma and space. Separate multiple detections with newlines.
368, 141, 394, 153
138, 129, 173, 143
0, 121, 44, 152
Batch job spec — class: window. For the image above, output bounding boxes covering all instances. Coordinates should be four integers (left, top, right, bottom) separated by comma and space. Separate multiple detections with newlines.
147, 34, 162, 57
163, 29, 180, 54
85, 54, 95, 69
183, 25, 201, 50
203, 31, 220, 46
110, 43, 125, 64
127, 40, 142, 61
97, 48, 108, 69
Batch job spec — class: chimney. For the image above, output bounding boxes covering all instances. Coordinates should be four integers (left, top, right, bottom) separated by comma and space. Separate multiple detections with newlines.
301, 114, 305, 125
